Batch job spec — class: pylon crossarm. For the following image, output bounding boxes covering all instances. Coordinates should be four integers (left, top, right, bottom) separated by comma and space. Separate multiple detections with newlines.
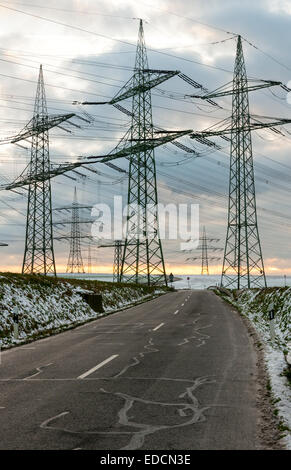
53, 204, 92, 211
185, 236, 220, 242
73, 70, 180, 106
54, 235, 93, 240
1, 129, 190, 190
184, 246, 223, 251
53, 219, 93, 225
98, 242, 137, 248
3, 113, 75, 144
153, 126, 201, 154
105, 126, 194, 165
190, 117, 291, 139
87, 130, 193, 163
110, 70, 180, 104
1, 161, 87, 190
189, 79, 282, 100
82, 164, 126, 177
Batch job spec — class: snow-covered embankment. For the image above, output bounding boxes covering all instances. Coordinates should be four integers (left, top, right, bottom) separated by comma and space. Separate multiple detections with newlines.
0, 273, 166, 348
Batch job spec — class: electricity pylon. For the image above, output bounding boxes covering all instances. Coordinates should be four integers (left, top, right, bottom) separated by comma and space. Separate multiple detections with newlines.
120, 19, 167, 286
66, 188, 85, 273
185, 227, 221, 275
222, 36, 266, 289
86, 242, 99, 273
113, 240, 122, 282
98, 240, 133, 283
201, 226, 209, 275
87, 241, 92, 274
22, 65, 56, 276
190, 35, 291, 288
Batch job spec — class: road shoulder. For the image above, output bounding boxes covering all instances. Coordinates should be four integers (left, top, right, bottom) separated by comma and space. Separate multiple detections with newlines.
217, 293, 285, 450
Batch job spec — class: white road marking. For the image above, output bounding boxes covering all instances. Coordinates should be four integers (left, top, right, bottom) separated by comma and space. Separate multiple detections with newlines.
78, 354, 119, 379
153, 322, 164, 331
181, 303, 184, 307
174, 310, 179, 315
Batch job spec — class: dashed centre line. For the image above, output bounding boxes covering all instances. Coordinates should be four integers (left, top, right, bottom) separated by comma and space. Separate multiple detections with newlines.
78, 354, 119, 379
174, 310, 179, 315
152, 322, 164, 331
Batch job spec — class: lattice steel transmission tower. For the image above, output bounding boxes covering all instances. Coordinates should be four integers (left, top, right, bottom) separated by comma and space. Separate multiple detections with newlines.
22, 65, 56, 276
121, 19, 167, 286
87, 241, 92, 274
190, 43, 291, 288
189, 36, 291, 288
185, 227, 221, 275
97, 240, 123, 283
66, 187, 85, 273
201, 226, 209, 275
113, 240, 122, 283
221, 36, 266, 289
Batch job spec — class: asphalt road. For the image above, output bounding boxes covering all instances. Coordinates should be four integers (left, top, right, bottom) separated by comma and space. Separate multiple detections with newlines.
0, 290, 259, 450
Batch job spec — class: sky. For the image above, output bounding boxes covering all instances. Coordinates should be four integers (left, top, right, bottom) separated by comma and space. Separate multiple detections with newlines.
1, 0, 291, 275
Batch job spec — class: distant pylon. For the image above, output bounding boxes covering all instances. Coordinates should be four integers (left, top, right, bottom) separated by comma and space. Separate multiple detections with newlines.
66, 187, 85, 273
184, 229, 221, 274
201, 226, 209, 275
121, 19, 167, 286
22, 65, 56, 276
87, 241, 92, 273
113, 240, 122, 283
98, 240, 135, 282
221, 36, 266, 289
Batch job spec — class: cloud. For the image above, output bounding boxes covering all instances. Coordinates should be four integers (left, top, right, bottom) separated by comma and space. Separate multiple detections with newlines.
0, 0, 290, 274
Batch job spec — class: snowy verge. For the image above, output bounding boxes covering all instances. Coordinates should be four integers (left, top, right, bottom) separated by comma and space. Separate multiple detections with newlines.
215, 287, 291, 449
0, 273, 167, 349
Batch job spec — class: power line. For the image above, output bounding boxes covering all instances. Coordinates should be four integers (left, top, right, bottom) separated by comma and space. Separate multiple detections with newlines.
139, 0, 236, 36
0, 3, 234, 75
0, 71, 103, 97
0, 1, 135, 19
242, 36, 291, 73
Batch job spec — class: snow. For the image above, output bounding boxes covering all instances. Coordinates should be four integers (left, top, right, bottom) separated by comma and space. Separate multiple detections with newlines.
265, 346, 291, 448
0, 275, 164, 349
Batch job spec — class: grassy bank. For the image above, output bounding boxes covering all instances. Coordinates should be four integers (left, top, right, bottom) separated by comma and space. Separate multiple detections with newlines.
0, 272, 168, 348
